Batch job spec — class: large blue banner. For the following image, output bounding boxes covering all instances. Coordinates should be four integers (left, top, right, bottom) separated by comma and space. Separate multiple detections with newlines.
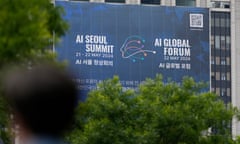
55, 1, 210, 100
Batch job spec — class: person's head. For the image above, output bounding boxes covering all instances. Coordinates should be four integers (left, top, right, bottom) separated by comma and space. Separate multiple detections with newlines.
3, 63, 77, 137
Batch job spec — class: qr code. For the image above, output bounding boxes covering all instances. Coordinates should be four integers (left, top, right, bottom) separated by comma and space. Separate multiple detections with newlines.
190, 14, 203, 28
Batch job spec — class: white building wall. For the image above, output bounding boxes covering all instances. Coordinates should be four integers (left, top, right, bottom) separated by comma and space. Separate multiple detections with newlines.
161, 0, 175, 6
90, 0, 104, 2
126, 0, 140, 4
197, 0, 209, 7
231, 0, 240, 139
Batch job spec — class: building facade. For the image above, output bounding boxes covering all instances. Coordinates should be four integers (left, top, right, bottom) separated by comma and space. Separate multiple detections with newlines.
60, 0, 240, 138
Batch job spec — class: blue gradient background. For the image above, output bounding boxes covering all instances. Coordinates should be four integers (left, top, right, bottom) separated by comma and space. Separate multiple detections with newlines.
56, 1, 210, 100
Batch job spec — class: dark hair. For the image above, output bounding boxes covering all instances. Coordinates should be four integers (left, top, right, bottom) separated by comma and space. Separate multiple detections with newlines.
3, 64, 77, 137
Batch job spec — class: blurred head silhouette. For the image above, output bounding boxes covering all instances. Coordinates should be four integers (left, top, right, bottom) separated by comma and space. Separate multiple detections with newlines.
3, 63, 77, 143
0, 138, 3, 144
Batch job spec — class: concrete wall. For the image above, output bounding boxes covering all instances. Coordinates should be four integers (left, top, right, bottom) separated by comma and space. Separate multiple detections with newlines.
126, 0, 140, 4
161, 0, 175, 6
231, 0, 240, 139
90, 0, 104, 2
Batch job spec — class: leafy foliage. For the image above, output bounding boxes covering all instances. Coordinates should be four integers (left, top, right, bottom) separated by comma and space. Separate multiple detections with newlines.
67, 75, 240, 144
0, 0, 68, 66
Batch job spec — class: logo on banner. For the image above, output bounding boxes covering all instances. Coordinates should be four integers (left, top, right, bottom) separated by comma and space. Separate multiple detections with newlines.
120, 35, 156, 62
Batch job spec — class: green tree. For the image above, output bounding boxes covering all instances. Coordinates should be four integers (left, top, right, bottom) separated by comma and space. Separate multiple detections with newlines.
0, 0, 68, 66
67, 75, 240, 144
0, 0, 68, 143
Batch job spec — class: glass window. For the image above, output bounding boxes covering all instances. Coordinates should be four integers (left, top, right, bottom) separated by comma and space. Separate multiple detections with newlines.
216, 57, 220, 65
220, 58, 226, 65
216, 72, 220, 80
226, 18, 230, 27
227, 72, 231, 81
226, 42, 230, 50
211, 87, 215, 92
220, 18, 225, 27
211, 75, 216, 81
176, 0, 196, 6
212, 1, 221, 8
215, 18, 220, 27
211, 36, 214, 45
211, 1, 230, 8
226, 36, 231, 49
215, 35, 220, 49
226, 36, 230, 44
105, 0, 125, 3
211, 44, 214, 50
221, 36, 225, 50
216, 88, 220, 96
141, 0, 160, 4
226, 57, 230, 65
221, 36, 225, 41
227, 88, 231, 96
211, 18, 215, 27
211, 72, 215, 77
221, 88, 226, 96
221, 73, 226, 80
221, 2, 230, 8
211, 57, 215, 64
